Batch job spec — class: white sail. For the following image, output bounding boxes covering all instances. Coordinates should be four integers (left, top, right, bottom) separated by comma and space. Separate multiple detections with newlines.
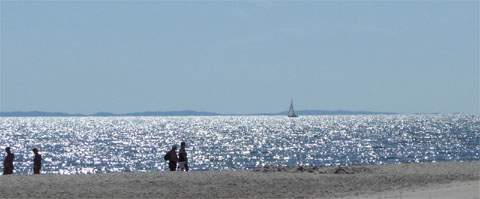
288, 99, 298, 117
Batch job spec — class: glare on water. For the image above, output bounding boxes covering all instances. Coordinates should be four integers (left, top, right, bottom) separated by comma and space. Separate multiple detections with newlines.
0, 114, 478, 174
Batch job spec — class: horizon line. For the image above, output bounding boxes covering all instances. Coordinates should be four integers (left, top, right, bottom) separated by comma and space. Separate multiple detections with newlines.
0, 109, 476, 117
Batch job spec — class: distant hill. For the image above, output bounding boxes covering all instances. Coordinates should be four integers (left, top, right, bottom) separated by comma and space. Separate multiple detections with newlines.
0, 110, 395, 117
0, 110, 221, 117
122, 111, 220, 116
277, 110, 396, 115
0, 111, 84, 117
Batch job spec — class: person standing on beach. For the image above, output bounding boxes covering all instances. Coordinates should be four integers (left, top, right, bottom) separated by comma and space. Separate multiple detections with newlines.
165, 145, 178, 171
178, 142, 189, 171
3, 147, 14, 175
32, 148, 42, 175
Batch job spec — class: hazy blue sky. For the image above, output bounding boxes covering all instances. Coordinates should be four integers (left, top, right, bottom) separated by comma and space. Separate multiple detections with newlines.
1, 1, 478, 114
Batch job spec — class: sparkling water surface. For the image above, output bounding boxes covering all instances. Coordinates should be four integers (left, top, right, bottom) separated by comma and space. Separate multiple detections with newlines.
0, 115, 479, 175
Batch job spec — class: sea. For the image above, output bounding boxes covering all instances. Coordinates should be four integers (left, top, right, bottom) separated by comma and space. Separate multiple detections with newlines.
0, 114, 479, 175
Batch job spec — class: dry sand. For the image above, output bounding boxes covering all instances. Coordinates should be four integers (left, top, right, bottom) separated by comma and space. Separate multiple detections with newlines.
0, 161, 478, 198
350, 180, 479, 199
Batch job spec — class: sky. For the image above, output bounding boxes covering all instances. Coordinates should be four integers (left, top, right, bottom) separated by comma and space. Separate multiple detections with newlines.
1, 1, 479, 114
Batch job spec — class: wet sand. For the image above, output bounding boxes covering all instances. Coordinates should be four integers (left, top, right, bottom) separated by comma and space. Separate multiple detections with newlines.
0, 161, 478, 198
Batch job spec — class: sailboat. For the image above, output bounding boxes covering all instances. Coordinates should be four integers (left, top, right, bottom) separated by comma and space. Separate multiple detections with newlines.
288, 99, 298, 117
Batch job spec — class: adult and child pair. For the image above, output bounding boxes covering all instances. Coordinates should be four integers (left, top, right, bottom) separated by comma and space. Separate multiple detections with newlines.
164, 141, 189, 171
3, 147, 42, 175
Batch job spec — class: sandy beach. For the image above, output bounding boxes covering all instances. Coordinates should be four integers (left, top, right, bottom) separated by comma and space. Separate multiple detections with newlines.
0, 161, 478, 198
352, 180, 479, 199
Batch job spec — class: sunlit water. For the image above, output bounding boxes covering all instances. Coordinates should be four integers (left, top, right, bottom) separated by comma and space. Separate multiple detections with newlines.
0, 115, 479, 175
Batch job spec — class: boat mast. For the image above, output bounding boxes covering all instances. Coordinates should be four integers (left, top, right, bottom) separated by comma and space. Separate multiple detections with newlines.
288, 99, 297, 117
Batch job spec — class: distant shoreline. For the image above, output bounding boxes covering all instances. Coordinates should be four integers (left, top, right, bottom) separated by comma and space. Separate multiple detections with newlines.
1, 110, 401, 117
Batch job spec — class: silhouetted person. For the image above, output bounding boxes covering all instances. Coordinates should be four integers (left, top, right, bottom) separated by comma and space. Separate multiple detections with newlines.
165, 145, 178, 171
32, 148, 42, 175
178, 142, 189, 171
3, 147, 14, 175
